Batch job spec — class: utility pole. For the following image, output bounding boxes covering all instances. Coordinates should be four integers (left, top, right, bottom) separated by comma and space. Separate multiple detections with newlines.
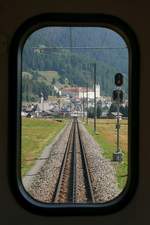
81, 63, 87, 122
93, 63, 97, 133
58, 98, 61, 114
83, 88, 85, 121
69, 26, 73, 68
70, 100, 72, 116
86, 81, 89, 124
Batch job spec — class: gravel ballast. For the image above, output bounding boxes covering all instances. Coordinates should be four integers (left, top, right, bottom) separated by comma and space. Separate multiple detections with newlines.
22, 119, 120, 203
22, 121, 72, 202
78, 121, 120, 202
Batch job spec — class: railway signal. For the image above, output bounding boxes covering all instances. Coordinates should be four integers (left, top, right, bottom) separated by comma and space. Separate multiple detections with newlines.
115, 73, 124, 86
113, 73, 124, 162
112, 89, 123, 104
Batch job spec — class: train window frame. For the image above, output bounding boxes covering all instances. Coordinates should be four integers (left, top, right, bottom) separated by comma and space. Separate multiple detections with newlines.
9, 13, 139, 216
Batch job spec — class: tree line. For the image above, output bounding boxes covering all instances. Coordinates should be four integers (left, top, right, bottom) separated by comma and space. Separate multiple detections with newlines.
87, 103, 128, 118
22, 71, 58, 102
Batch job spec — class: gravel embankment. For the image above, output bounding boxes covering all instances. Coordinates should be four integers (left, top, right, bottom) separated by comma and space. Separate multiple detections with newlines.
22, 121, 72, 203
76, 124, 88, 202
23, 119, 120, 203
78, 121, 120, 203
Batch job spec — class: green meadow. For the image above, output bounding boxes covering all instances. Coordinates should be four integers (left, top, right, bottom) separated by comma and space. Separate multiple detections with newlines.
85, 118, 128, 190
21, 118, 67, 176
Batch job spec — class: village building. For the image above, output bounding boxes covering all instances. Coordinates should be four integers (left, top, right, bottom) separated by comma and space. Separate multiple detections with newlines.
61, 84, 101, 99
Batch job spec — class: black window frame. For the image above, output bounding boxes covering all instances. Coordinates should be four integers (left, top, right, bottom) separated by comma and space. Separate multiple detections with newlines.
9, 13, 139, 216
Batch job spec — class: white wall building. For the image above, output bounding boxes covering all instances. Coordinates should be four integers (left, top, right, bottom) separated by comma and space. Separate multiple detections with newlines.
62, 83, 101, 100
78, 84, 100, 99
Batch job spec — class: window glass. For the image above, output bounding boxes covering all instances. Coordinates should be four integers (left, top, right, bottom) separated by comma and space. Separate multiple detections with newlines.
21, 27, 128, 204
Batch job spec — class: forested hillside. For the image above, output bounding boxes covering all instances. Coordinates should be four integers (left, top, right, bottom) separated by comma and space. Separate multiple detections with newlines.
22, 27, 128, 98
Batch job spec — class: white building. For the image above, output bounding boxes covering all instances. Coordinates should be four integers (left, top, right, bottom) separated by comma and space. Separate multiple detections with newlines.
62, 83, 101, 99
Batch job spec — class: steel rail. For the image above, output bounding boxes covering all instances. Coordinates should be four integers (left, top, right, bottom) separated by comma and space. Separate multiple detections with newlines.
72, 119, 77, 203
76, 120, 95, 203
52, 120, 75, 202
52, 121, 76, 202
53, 118, 95, 203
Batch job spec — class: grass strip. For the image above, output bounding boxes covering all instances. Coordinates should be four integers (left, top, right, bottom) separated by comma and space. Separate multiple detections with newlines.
84, 119, 128, 190
21, 118, 67, 176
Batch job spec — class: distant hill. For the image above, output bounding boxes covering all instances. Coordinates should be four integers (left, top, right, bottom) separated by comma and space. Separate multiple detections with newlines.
22, 27, 128, 97
22, 71, 60, 102
37, 71, 59, 84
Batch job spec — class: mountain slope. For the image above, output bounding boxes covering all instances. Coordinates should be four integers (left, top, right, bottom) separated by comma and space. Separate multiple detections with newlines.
22, 27, 128, 96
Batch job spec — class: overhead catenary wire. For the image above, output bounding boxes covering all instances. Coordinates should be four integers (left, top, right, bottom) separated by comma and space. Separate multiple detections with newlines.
32, 46, 127, 50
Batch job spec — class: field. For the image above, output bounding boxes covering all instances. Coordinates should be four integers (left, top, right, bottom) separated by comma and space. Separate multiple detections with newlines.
85, 118, 128, 190
21, 118, 67, 176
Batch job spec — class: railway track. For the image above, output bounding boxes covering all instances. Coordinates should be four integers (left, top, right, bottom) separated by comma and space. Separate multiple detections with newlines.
52, 118, 95, 203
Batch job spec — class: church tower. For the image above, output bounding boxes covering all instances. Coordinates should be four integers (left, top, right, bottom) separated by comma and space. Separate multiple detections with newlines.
96, 83, 101, 98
